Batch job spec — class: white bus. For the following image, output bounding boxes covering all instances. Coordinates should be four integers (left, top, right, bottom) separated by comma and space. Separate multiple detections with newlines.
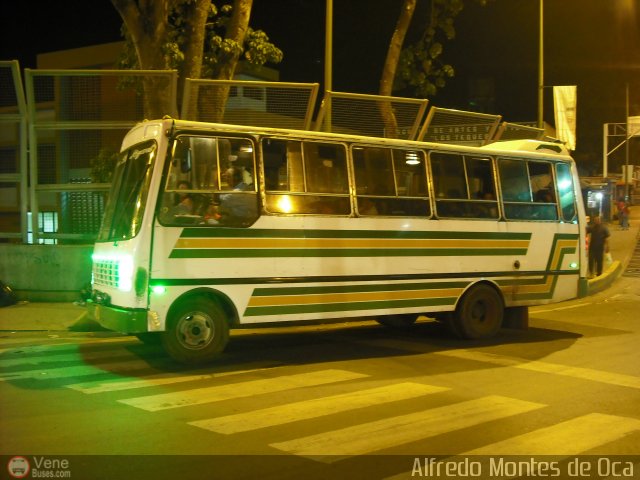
88, 117, 587, 364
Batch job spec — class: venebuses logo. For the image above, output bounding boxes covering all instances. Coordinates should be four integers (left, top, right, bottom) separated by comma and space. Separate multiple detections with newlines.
7, 456, 30, 479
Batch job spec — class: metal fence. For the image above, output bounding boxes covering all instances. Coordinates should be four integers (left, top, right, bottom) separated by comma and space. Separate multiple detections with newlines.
0, 62, 559, 245
23, 69, 177, 243
493, 122, 545, 142
314, 91, 428, 140
181, 79, 319, 130
0, 61, 28, 242
418, 107, 502, 147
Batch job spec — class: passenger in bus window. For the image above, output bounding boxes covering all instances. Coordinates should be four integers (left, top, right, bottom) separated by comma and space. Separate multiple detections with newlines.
217, 167, 257, 226
174, 181, 194, 214
358, 197, 379, 215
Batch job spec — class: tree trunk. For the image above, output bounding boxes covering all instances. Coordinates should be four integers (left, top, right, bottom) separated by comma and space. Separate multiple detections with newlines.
208, 0, 254, 122
111, 0, 176, 118
379, 0, 416, 138
178, 0, 212, 110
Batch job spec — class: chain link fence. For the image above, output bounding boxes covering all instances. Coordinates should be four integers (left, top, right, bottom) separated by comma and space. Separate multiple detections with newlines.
182, 79, 319, 130
314, 91, 428, 140
24, 69, 177, 243
1, 61, 560, 245
0, 61, 28, 242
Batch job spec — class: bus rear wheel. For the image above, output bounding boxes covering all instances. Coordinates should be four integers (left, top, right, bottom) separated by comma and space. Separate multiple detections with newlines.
162, 297, 229, 364
452, 284, 503, 339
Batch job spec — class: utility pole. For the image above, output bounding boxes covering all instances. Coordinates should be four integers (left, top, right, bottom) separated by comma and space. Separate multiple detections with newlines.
324, 0, 333, 132
537, 0, 544, 129
625, 82, 630, 201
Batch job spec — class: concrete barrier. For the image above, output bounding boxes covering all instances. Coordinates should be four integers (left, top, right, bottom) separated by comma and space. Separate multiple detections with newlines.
0, 244, 93, 302
587, 259, 623, 295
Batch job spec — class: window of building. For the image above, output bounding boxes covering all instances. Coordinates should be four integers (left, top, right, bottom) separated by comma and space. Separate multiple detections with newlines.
27, 211, 58, 244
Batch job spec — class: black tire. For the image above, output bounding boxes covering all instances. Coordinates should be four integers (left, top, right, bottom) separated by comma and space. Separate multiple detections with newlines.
376, 314, 418, 329
162, 297, 230, 365
452, 284, 504, 339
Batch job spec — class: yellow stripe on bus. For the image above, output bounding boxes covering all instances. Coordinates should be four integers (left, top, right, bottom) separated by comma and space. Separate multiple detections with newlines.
247, 287, 465, 308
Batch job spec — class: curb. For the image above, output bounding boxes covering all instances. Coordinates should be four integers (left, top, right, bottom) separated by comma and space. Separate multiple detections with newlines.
586, 260, 623, 295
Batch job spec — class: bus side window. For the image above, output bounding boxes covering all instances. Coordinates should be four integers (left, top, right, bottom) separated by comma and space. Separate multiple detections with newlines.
431, 152, 497, 219
353, 146, 430, 217
499, 158, 558, 221
159, 136, 258, 227
263, 138, 350, 215
556, 162, 577, 222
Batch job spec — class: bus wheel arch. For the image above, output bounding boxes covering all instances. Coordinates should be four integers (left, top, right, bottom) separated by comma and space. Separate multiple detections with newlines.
451, 281, 504, 339
162, 289, 235, 364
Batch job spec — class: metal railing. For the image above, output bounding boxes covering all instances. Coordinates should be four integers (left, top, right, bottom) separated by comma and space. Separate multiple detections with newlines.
181, 79, 319, 130
314, 91, 428, 140
24, 69, 178, 243
418, 107, 502, 147
1, 60, 570, 245
0, 60, 28, 242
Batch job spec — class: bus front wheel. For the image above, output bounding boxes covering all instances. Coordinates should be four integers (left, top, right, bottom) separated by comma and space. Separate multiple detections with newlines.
162, 297, 230, 364
452, 284, 503, 339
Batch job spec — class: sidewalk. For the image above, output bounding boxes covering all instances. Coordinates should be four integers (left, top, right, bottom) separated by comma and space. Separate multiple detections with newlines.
1, 211, 638, 332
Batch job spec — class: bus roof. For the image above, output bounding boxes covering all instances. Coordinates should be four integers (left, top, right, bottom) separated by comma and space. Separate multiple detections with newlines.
124, 118, 572, 162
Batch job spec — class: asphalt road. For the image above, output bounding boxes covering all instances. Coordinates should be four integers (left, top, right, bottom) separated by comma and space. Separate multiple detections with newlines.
1, 277, 639, 480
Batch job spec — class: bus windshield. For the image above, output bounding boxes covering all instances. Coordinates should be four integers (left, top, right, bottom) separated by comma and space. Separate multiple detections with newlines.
97, 141, 157, 242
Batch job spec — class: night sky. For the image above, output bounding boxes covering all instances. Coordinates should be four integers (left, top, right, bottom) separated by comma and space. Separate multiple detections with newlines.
2, 0, 639, 172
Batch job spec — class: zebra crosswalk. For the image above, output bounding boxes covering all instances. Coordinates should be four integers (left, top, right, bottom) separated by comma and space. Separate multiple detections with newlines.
1, 335, 639, 468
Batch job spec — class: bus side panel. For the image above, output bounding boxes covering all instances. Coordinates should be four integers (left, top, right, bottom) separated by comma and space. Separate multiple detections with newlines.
147, 214, 581, 328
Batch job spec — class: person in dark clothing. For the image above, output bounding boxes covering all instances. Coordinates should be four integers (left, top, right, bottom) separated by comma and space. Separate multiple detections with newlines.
587, 215, 610, 277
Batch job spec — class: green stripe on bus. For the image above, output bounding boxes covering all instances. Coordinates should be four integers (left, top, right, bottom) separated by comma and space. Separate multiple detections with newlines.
244, 297, 457, 317
251, 281, 470, 297
179, 227, 532, 241
169, 248, 529, 259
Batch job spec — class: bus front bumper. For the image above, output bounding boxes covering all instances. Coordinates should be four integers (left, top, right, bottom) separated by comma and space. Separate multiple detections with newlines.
87, 301, 149, 334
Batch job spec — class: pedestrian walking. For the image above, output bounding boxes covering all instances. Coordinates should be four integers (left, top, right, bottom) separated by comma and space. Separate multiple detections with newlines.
587, 215, 610, 277
620, 203, 630, 230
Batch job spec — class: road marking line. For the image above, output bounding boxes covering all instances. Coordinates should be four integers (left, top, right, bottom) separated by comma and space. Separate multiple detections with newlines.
0, 359, 157, 382
0, 348, 137, 368
532, 302, 590, 313
269, 395, 544, 463
118, 369, 368, 412
66, 362, 279, 394
190, 382, 449, 434
462, 412, 640, 455
436, 349, 640, 389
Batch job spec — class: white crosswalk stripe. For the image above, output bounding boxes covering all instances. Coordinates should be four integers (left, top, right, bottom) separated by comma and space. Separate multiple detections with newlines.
269, 395, 544, 463
463, 412, 640, 455
189, 382, 449, 434
118, 369, 368, 412
435, 349, 640, 390
384, 413, 640, 480
3, 335, 639, 467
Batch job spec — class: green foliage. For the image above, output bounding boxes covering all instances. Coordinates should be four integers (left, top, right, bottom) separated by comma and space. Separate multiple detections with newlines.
90, 149, 119, 183
395, 0, 491, 98
118, 2, 282, 78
